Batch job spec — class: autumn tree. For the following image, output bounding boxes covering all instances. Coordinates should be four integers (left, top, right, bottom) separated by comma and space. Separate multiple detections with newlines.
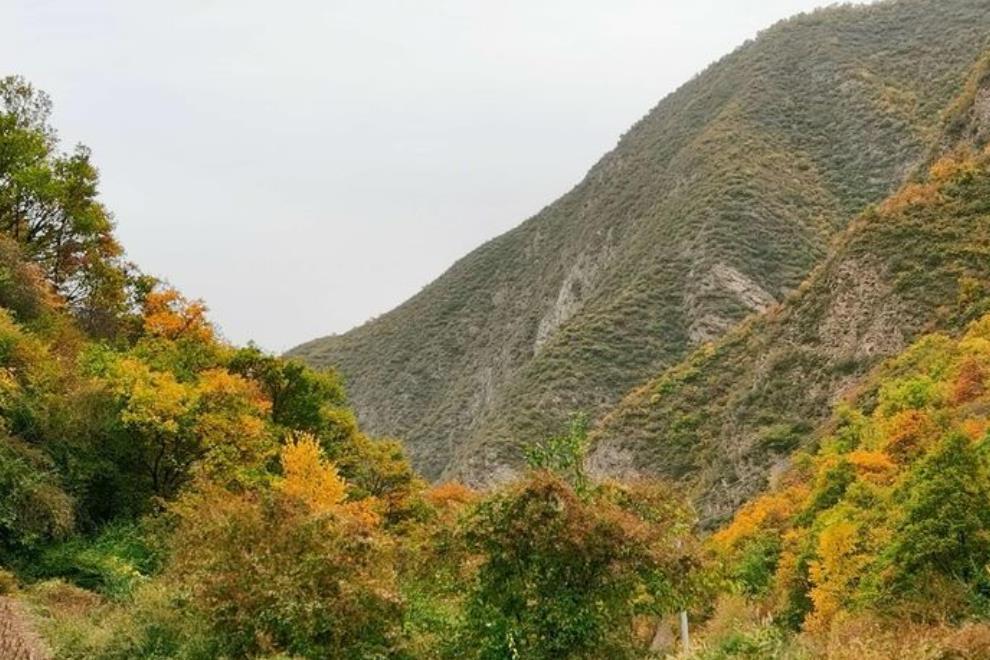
228, 345, 355, 442
0, 76, 128, 327
277, 433, 346, 514
83, 348, 273, 506
165, 460, 401, 658
440, 417, 706, 658
883, 432, 990, 607
140, 287, 212, 344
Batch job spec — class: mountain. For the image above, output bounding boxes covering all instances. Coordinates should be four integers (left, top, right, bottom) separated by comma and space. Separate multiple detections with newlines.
590, 52, 990, 524
289, 0, 990, 484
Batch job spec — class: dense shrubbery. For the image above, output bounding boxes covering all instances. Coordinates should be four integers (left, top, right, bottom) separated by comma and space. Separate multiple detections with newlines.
0, 435, 73, 553
701, 310, 990, 653
450, 423, 703, 659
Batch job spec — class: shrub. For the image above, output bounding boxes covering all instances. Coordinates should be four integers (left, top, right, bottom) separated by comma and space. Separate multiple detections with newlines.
453, 473, 700, 659
32, 521, 159, 600
165, 480, 401, 658
0, 566, 17, 594
0, 435, 73, 554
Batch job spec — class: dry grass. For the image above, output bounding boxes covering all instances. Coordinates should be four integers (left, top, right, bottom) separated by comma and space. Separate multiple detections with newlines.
797, 615, 990, 660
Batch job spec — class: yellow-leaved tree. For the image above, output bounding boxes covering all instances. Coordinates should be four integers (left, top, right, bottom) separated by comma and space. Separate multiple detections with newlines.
277, 433, 346, 514
141, 287, 213, 343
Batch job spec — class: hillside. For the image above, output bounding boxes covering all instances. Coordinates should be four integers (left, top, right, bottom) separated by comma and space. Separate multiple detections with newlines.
290, 0, 990, 483
589, 54, 990, 524
692, 307, 990, 655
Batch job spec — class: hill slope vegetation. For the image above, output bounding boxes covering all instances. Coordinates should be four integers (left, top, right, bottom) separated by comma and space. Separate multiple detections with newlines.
591, 53, 990, 523
290, 0, 990, 485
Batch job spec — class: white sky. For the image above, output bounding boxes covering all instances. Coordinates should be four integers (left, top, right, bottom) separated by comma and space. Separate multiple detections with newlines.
1, 0, 866, 351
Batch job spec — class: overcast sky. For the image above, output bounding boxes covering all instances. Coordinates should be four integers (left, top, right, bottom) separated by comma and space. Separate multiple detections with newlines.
1, 0, 866, 351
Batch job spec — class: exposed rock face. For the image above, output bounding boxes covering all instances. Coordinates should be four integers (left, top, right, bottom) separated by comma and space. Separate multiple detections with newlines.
586, 439, 643, 483
816, 258, 908, 362
534, 233, 614, 353
688, 263, 777, 343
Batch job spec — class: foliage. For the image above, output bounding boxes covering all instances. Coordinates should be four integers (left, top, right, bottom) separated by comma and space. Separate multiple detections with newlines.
140, 288, 212, 344
524, 413, 590, 494
162, 479, 401, 659
30, 521, 160, 600
453, 471, 701, 659
277, 433, 346, 514
711, 310, 990, 638
83, 348, 274, 503
0, 76, 131, 332
0, 435, 73, 554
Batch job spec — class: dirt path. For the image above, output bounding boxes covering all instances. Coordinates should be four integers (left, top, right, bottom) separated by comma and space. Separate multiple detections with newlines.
0, 596, 50, 660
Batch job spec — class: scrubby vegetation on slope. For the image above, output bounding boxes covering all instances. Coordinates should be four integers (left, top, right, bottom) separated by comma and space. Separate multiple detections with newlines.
592, 106, 990, 523
290, 0, 990, 487
688, 309, 990, 658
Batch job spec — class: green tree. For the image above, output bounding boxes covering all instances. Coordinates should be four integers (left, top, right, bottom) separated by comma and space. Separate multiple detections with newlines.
524, 413, 590, 495
886, 432, 990, 593
228, 345, 352, 440
456, 472, 699, 659
0, 76, 128, 332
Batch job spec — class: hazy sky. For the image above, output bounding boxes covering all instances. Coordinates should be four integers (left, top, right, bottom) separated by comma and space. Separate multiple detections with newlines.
2, 0, 866, 351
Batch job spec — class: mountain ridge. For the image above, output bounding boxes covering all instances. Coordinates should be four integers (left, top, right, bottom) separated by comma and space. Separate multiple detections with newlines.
290, 0, 990, 487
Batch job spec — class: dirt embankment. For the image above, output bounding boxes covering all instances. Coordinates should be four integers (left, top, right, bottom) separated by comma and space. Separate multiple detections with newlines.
0, 597, 50, 660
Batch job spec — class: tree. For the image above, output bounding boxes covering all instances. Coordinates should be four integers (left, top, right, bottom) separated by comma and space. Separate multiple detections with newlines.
331, 432, 419, 521
228, 345, 353, 442
524, 413, 590, 495
444, 416, 703, 658
91, 353, 273, 503
455, 472, 699, 659
885, 432, 990, 598
102, 356, 198, 498
277, 433, 346, 514
166, 477, 401, 658
190, 367, 274, 485
140, 287, 212, 344
0, 77, 127, 324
